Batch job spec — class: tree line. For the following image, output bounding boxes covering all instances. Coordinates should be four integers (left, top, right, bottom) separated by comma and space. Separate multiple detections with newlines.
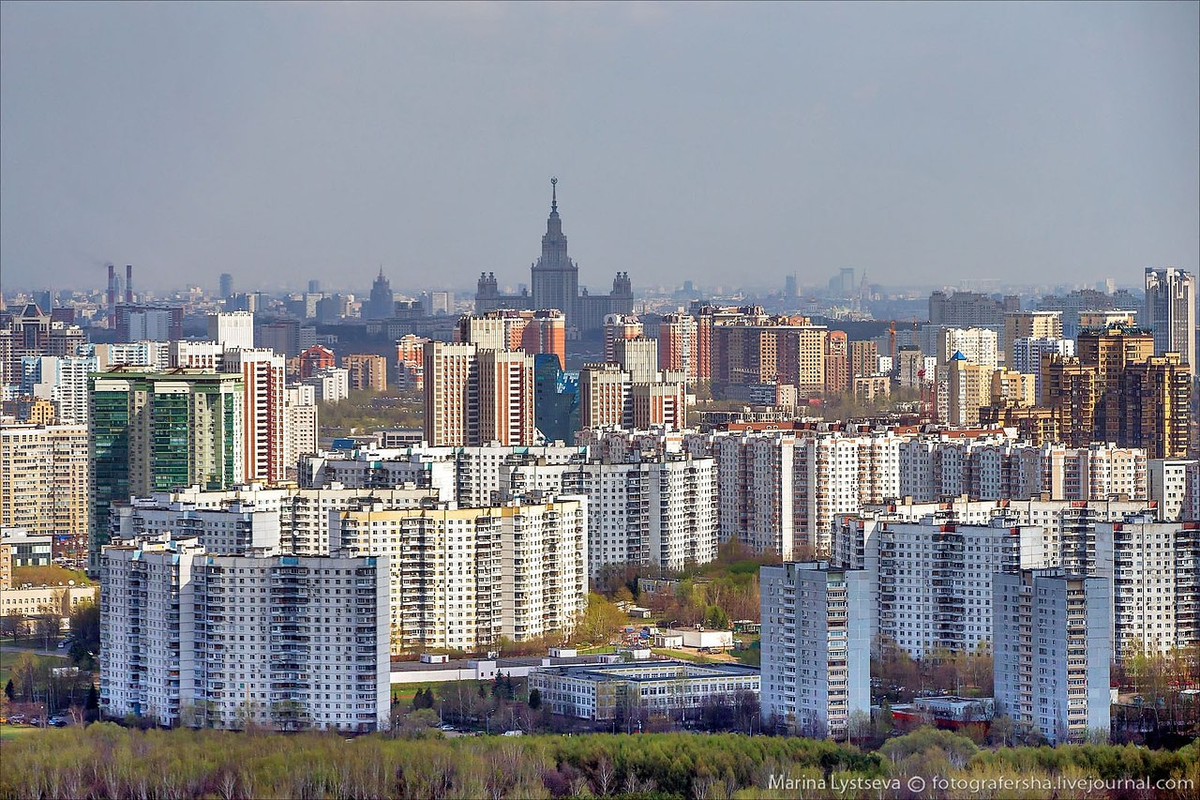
2, 725, 1197, 799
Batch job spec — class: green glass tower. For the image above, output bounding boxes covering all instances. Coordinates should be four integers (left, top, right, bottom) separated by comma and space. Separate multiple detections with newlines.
89, 369, 244, 570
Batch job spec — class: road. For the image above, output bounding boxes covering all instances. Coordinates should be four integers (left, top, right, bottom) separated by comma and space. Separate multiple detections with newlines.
0, 644, 71, 659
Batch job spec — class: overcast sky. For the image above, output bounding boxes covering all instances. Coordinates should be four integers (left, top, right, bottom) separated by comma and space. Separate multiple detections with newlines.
2, 1, 1196, 295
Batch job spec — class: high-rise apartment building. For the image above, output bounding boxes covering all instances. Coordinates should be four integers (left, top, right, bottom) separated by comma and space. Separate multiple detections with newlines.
223, 348, 286, 483
298, 345, 336, 379
422, 342, 535, 447
613, 336, 658, 384
579, 362, 686, 432
18, 354, 95, 425
207, 312, 255, 351
824, 331, 849, 395
457, 309, 566, 370
0, 422, 90, 566
1002, 311, 1062, 365
603, 314, 644, 362
658, 313, 698, 380
876, 518, 1054, 658
760, 561, 871, 739
928, 291, 1019, 331
334, 498, 586, 652
848, 340, 879, 380
1095, 516, 1186, 658
89, 369, 244, 567
1011, 336, 1074, 399
575, 456, 717, 573
342, 353, 388, 392
1144, 267, 1196, 370
422, 342, 477, 447
169, 341, 224, 371
936, 327, 998, 369
100, 538, 390, 731
994, 569, 1110, 744
477, 348, 535, 446
710, 314, 828, 400
395, 334, 428, 392
0, 303, 87, 390
947, 353, 993, 427
283, 385, 319, 478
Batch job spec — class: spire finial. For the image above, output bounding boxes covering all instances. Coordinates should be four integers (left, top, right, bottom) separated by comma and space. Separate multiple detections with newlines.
551, 177, 558, 212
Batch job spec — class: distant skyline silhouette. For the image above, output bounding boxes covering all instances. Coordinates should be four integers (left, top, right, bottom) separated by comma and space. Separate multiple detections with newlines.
1, 2, 1196, 293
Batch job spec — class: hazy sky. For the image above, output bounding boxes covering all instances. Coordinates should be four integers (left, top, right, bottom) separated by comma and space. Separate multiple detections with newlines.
2, 1, 1196, 295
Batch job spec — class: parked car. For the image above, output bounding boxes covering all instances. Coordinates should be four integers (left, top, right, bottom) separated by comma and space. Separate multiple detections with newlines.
48, 716, 69, 727
9, 714, 27, 725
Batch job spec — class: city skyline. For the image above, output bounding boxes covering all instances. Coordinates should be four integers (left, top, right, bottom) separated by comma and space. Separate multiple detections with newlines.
2, 2, 1197, 293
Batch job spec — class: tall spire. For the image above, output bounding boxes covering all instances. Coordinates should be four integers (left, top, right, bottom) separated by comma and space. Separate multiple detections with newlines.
551, 177, 558, 213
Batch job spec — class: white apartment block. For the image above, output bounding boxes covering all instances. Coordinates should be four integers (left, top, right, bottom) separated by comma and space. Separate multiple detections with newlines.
896, 439, 1148, 503
299, 441, 717, 575
876, 517, 1054, 659
712, 432, 796, 558
207, 312, 255, 351
20, 354, 95, 424
575, 456, 717, 573
1149, 459, 1195, 523
111, 497, 283, 554
304, 367, 350, 403
1011, 336, 1074, 399
100, 537, 390, 732
994, 569, 1110, 744
92, 341, 171, 371
1177, 523, 1200, 650
300, 448, 459, 500
170, 340, 225, 370
283, 385, 319, 478
112, 485, 437, 556
333, 498, 587, 653
1096, 516, 1192, 658
937, 327, 998, 369
760, 561, 871, 740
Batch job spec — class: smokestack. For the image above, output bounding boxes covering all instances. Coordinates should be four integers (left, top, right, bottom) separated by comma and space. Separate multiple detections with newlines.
125, 264, 133, 304
107, 264, 116, 328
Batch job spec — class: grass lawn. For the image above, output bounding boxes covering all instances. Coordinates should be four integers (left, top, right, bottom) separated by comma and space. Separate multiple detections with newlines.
390, 681, 444, 706
0, 726, 45, 741
0, 651, 62, 688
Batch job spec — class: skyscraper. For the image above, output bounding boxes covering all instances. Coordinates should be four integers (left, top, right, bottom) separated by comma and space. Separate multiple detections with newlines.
89, 369, 244, 568
219, 273, 233, 300
366, 268, 394, 320
1144, 267, 1196, 370
530, 178, 579, 325
474, 179, 633, 335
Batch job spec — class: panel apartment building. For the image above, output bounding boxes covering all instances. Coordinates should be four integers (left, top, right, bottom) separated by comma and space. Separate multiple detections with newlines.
760, 561, 871, 739
100, 537, 390, 731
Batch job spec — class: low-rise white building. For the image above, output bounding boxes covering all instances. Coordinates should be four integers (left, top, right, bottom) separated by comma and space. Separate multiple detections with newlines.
529, 660, 760, 721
